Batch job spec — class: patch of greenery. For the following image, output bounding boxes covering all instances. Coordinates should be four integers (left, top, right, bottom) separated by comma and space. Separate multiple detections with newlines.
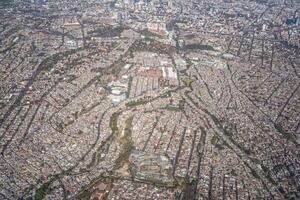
34, 183, 51, 200
163, 105, 181, 112
34, 175, 59, 200
211, 135, 225, 151
124, 116, 134, 138
125, 99, 149, 107
185, 44, 215, 51
126, 76, 133, 98
114, 116, 134, 170
140, 29, 164, 39
211, 135, 219, 145
237, 142, 249, 154
77, 190, 92, 200
88, 26, 124, 38
182, 78, 193, 87
110, 112, 121, 134
215, 143, 225, 150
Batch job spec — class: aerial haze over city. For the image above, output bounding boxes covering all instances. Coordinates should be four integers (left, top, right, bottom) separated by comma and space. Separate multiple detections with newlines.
0, 0, 299, 199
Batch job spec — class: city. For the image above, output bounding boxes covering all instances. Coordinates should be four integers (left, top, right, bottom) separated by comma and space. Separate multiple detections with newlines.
0, 0, 299, 199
